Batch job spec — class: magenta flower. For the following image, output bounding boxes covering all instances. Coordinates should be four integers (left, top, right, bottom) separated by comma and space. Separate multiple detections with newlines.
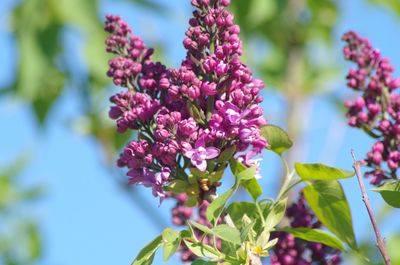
184, 138, 220, 171
342, 31, 400, 185
105, 0, 268, 199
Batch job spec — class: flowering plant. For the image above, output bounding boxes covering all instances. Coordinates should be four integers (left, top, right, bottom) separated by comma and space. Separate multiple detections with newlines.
343, 31, 400, 189
104, 1, 398, 264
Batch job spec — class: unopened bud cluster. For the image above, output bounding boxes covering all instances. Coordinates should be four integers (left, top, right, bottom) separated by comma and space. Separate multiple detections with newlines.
343, 31, 400, 185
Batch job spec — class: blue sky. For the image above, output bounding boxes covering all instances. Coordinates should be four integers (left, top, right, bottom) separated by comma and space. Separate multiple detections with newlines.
0, 0, 400, 264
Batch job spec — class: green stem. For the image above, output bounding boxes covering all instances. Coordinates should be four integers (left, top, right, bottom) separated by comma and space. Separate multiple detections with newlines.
255, 201, 266, 227
279, 178, 302, 200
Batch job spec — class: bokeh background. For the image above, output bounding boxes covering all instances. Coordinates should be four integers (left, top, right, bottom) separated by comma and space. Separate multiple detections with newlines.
0, 0, 400, 264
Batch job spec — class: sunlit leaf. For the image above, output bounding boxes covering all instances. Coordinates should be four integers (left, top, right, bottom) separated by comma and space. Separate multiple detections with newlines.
372, 181, 400, 208
264, 198, 287, 231
206, 186, 236, 224
295, 163, 354, 181
304, 180, 357, 249
260, 125, 293, 155
277, 227, 345, 250
131, 235, 162, 265
212, 225, 241, 245
183, 240, 219, 259
162, 228, 180, 261
230, 159, 262, 200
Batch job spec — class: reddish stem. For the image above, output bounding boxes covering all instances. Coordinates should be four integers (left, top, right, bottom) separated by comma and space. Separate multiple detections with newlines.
351, 150, 391, 265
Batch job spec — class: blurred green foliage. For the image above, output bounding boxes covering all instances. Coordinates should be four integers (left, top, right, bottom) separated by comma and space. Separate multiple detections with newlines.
368, 0, 400, 16
6, 0, 165, 161
0, 155, 43, 265
346, 233, 400, 265
230, 0, 339, 95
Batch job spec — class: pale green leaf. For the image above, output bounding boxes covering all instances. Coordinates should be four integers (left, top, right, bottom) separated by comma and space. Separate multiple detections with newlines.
264, 198, 287, 231
132, 235, 162, 265
162, 228, 180, 261
189, 221, 213, 235
295, 163, 354, 181
183, 240, 219, 259
212, 224, 241, 245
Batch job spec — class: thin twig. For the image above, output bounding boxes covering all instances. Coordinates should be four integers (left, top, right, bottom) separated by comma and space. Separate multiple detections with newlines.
351, 150, 391, 265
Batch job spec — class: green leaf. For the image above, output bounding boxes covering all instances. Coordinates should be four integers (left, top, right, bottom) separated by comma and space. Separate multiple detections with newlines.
12, 0, 66, 124
226, 202, 270, 232
277, 227, 345, 250
295, 163, 354, 181
189, 221, 213, 235
242, 178, 263, 200
132, 235, 162, 265
212, 225, 241, 245
240, 220, 255, 242
387, 233, 400, 265
260, 125, 293, 155
180, 230, 192, 239
229, 158, 247, 176
216, 145, 236, 163
26, 222, 41, 260
237, 165, 257, 181
163, 180, 189, 193
304, 180, 357, 249
192, 261, 218, 265
230, 159, 263, 200
206, 187, 235, 224
206, 174, 241, 224
162, 228, 181, 261
372, 181, 400, 208
183, 240, 219, 259
264, 198, 287, 231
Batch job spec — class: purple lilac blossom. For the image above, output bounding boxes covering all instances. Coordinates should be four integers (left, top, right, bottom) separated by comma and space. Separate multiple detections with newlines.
184, 137, 220, 171
105, 0, 267, 198
342, 31, 400, 185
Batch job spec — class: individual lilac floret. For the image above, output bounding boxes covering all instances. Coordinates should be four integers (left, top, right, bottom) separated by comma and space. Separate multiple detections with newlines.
237, 149, 262, 179
342, 31, 400, 185
128, 167, 170, 199
184, 137, 220, 171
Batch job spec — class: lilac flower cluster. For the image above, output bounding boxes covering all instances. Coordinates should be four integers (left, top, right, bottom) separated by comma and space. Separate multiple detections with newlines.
271, 194, 342, 265
171, 193, 221, 262
105, 0, 267, 199
342, 31, 400, 185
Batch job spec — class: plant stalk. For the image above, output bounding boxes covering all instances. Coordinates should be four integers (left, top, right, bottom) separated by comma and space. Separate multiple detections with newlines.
351, 150, 391, 265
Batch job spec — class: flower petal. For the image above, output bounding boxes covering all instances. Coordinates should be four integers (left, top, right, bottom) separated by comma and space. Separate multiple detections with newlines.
193, 158, 207, 171
184, 150, 195, 158
195, 136, 206, 149
205, 147, 220, 159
